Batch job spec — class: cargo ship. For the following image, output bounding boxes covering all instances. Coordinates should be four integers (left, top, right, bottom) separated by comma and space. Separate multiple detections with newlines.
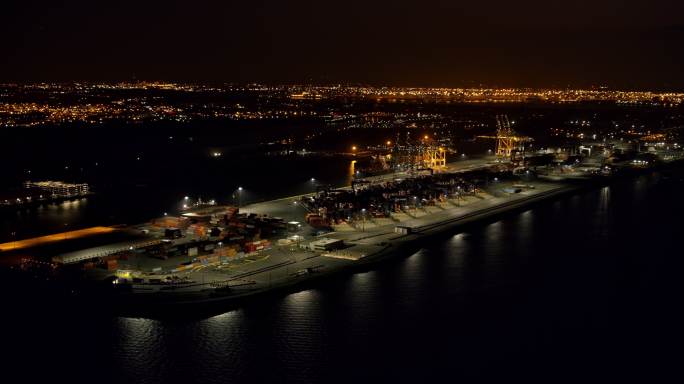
1, 181, 92, 209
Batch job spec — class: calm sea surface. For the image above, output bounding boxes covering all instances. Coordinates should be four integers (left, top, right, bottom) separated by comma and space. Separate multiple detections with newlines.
2, 168, 683, 383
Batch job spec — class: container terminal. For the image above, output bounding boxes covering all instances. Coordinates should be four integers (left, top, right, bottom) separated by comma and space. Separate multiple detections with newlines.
1, 124, 682, 314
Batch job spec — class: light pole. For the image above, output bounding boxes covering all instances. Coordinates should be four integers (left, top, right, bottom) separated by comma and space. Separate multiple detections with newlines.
236, 187, 243, 208
361, 208, 366, 232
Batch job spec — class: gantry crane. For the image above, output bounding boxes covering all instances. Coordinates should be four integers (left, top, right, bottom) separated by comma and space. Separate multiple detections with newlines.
388, 131, 449, 171
423, 146, 447, 169
495, 115, 515, 158
477, 115, 532, 162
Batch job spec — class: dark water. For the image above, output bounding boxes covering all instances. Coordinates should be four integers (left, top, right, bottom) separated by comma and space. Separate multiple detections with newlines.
3, 170, 684, 383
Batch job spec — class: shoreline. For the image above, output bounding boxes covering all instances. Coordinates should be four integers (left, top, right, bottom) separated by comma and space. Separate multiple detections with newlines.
110, 182, 587, 318
5, 161, 679, 319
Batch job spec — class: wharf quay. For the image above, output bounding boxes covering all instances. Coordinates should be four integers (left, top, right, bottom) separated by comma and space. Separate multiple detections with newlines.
109, 179, 580, 317
7, 158, 680, 318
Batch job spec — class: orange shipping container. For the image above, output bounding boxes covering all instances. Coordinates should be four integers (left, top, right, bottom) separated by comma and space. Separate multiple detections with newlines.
106, 260, 118, 271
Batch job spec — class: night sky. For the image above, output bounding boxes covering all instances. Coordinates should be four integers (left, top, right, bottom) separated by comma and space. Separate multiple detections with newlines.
2, 0, 683, 89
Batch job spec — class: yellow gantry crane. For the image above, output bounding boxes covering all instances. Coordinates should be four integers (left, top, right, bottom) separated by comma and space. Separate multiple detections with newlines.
477, 115, 532, 161
423, 147, 447, 169
389, 132, 448, 171
417, 133, 447, 171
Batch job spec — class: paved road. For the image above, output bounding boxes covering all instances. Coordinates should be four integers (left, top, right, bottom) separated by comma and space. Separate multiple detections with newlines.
0, 226, 116, 252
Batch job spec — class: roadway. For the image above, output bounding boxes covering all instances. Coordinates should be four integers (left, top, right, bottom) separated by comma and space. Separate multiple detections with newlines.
0, 226, 117, 252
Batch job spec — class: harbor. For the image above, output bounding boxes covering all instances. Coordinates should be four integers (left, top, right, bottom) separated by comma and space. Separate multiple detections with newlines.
2, 8, 684, 379
0, 153, 664, 314
2, 114, 682, 315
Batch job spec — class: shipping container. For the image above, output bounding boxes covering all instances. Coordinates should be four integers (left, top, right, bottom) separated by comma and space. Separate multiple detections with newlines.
106, 260, 118, 271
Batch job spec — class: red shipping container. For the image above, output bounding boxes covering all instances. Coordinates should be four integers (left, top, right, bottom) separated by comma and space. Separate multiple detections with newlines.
106, 260, 118, 271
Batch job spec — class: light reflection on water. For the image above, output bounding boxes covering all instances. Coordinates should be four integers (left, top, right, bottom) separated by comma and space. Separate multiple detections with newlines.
594, 186, 612, 237
118, 317, 158, 342
599, 186, 611, 212
516, 210, 534, 255
347, 270, 382, 322
347, 160, 356, 186
484, 220, 503, 241
114, 317, 167, 381
205, 308, 243, 325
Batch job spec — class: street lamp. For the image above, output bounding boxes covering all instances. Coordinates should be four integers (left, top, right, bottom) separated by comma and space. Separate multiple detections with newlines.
236, 187, 243, 207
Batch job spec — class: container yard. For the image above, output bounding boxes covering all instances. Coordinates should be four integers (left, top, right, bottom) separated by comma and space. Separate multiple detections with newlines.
2, 141, 682, 314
